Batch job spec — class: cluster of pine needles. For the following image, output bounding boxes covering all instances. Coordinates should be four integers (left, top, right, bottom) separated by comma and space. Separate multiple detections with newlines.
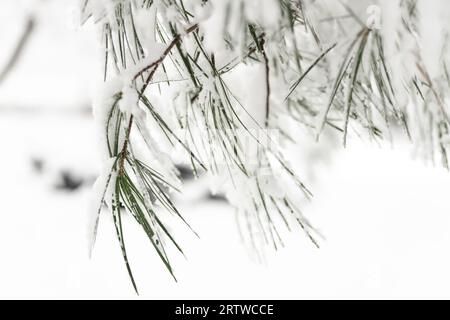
82, 0, 450, 292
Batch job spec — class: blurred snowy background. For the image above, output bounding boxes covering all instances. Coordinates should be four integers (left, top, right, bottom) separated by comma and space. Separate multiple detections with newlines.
2, 0, 450, 299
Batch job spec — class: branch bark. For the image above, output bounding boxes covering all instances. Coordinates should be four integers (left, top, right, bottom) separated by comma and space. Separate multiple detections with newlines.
118, 24, 199, 174
261, 39, 271, 128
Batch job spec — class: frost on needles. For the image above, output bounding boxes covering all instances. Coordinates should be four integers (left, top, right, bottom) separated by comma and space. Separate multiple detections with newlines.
82, 0, 450, 292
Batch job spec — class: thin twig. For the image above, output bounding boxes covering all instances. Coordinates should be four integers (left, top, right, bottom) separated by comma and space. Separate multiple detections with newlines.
133, 24, 199, 81
0, 17, 35, 85
118, 24, 199, 174
261, 39, 271, 128
119, 115, 134, 175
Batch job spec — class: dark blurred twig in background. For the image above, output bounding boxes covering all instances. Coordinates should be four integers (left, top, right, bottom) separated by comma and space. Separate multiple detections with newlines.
0, 16, 35, 85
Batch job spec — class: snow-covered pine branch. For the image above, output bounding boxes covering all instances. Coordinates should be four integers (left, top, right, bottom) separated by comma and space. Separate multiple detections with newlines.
82, 0, 450, 291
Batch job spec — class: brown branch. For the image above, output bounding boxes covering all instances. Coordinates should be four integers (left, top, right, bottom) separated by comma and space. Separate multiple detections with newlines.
118, 115, 134, 175
416, 61, 450, 124
118, 23, 199, 174
261, 39, 271, 128
133, 24, 199, 82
